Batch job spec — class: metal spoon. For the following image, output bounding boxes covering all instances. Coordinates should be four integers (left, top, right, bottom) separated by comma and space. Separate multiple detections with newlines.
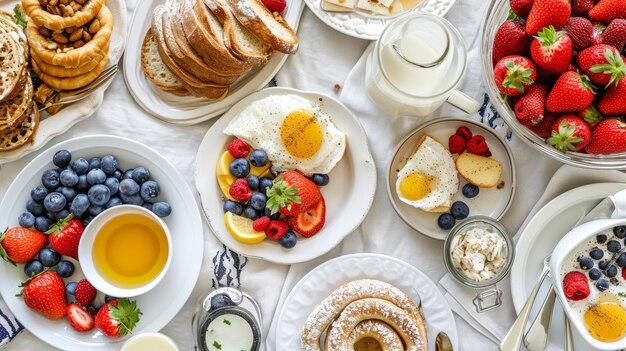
523, 257, 557, 351
436, 332, 453, 351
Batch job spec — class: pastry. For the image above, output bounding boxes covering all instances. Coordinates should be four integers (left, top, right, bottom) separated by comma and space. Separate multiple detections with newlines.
32, 51, 107, 90
30, 43, 109, 77
22, 0, 105, 31
0, 105, 39, 151
0, 76, 34, 130
326, 320, 404, 351
0, 11, 29, 103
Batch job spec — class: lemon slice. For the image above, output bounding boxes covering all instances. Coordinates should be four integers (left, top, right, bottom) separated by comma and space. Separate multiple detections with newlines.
224, 212, 266, 244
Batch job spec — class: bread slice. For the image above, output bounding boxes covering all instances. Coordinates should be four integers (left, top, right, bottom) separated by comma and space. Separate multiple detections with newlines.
456, 152, 503, 188
225, 0, 298, 54
0, 74, 34, 130
0, 103, 39, 152
0, 11, 29, 103
141, 28, 187, 95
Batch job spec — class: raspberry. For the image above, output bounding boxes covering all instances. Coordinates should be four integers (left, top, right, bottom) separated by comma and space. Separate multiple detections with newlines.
481, 149, 493, 157
227, 139, 251, 158
261, 0, 286, 12
264, 220, 289, 240
448, 135, 466, 154
229, 179, 252, 202
455, 126, 473, 140
622, 267, 626, 280
466, 135, 490, 155
563, 271, 590, 301
253, 216, 271, 231
75, 279, 97, 306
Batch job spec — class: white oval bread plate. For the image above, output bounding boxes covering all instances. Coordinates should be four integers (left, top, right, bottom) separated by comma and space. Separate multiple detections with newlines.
195, 87, 376, 265
276, 253, 458, 350
387, 117, 516, 240
123, 0, 305, 125
0, 0, 127, 165
0, 135, 204, 351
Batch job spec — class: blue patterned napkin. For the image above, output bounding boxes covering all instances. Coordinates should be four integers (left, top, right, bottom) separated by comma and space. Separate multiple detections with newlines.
0, 299, 22, 349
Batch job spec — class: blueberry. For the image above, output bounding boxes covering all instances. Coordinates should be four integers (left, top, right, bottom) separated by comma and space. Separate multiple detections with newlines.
597, 234, 608, 244
247, 175, 259, 190
244, 205, 260, 220
119, 179, 140, 195
264, 207, 281, 220
589, 268, 602, 280
34, 216, 53, 232
43, 192, 66, 212
70, 194, 90, 217
608, 240, 621, 253
140, 181, 160, 201
46, 210, 57, 221
617, 253, 626, 267
112, 169, 122, 179
59, 187, 77, 202
152, 202, 172, 217
87, 169, 106, 185
229, 158, 250, 178
597, 279, 610, 292
210, 294, 233, 310
88, 157, 101, 171
71, 158, 89, 175
83, 216, 95, 226
590, 248, 604, 260
31, 186, 48, 202
101, 155, 118, 175
87, 185, 110, 206
52, 150, 72, 168
279, 231, 297, 248
250, 192, 267, 211
55, 210, 70, 222
223, 200, 244, 215
131, 166, 150, 184
259, 177, 274, 195
41, 169, 60, 190
437, 213, 456, 230
56, 260, 74, 278
614, 226, 626, 239
66, 282, 77, 296
450, 201, 470, 220
120, 193, 143, 206
312, 174, 330, 186
606, 265, 618, 278
462, 183, 480, 198
142, 202, 153, 211
579, 257, 593, 270
106, 197, 122, 209
88, 205, 105, 217
24, 260, 44, 277
18, 212, 35, 227
75, 174, 89, 193
26, 199, 45, 216
104, 295, 118, 304
104, 178, 119, 196
122, 169, 134, 180
39, 247, 61, 267
599, 260, 611, 270
250, 150, 268, 167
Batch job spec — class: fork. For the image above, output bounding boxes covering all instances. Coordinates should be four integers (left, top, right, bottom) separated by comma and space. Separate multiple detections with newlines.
39, 64, 118, 112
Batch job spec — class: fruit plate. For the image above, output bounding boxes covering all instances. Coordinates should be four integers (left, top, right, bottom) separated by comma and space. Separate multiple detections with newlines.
275, 253, 458, 350
387, 117, 516, 240
0, 135, 204, 351
0, 0, 127, 165
511, 182, 626, 351
123, 0, 305, 125
304, 0, 457, 40
194, 87, 377, 265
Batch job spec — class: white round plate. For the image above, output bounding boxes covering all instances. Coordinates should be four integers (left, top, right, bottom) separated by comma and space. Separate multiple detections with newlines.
511, 183, 626, 351
0, 135, 204, 351
304, 0, 457, 40
0, 0, 127, 164
195, 87, 376, 265
387, 117, 516, 240
123, 0, 305, 125
276, 253, 458, 350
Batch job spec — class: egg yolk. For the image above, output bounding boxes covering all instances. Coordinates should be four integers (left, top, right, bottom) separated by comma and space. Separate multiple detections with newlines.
399, 172, 433, 201
280, 110, 323, 159
584, 302, 626, 342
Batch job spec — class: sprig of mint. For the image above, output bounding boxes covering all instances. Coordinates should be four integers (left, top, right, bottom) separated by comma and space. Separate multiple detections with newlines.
13, 5, 26, 29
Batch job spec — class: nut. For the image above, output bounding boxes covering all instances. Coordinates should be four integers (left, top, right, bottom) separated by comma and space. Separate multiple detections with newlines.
82, 30, 91, 42
39, 0, 48, 6
38, 26, 51, 37
62, 47, 72, 53
49, 0, 58, 6
65, 26, 75, 34
52, 32, 68, 44
71, 2, 81, 11
60, 0, 68, 4
56, 48, 61, 53
88, 19, 100, 34
72, 40, 85, 48
75, 0, 85, 4
46, 42, 58, 50
62, 4, 74, 16
69, 27, 83, 42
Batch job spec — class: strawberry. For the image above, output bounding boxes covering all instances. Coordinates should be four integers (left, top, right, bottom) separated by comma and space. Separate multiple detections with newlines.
264, 220, 289, 240
67, 303, 95, 332
492, 18, 532, 64
530, 26, 573, 75
577, 45, 626, 86
529, 112, 559, 138
252, 216, 270, 231
226, 139, 250, 158
287, 197, 326, 238
563, 17, 593, 49
0, 227, 47, 265
266, 171, 321, 216
526, 0, 571, 35
599, 77, 626, 115
45, 214, 84, 260
573, 0, 595, 16
261, 0, 286, 13
590, 22, 607, 46
75, 279, 96, 306
18, 272, 66, 320
586, 118, 626, 154
514, 83, 548, 126
589, 0, 626, 23
494, 55, 537, 96
546, 71, 596, 113
511, 0, 533, 17
602, 19, 626, 52
577, 104, 605, 128
448, 134, 466, 154
548, 115, 593, 152
95, 299, 141, 338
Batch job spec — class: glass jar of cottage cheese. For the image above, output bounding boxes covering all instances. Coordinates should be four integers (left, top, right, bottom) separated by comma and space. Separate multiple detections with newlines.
444, 216, 514, 313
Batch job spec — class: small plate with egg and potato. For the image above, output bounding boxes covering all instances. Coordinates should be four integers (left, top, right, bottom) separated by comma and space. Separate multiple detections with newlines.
387, 117, 516, 240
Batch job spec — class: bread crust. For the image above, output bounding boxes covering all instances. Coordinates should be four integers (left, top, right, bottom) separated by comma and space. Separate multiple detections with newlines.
22, 0, 104, 31
31, 43, 109, 78
140, 28, 187, 94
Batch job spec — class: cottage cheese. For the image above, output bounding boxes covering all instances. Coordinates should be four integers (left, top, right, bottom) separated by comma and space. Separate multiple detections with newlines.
450, 228, 507, 282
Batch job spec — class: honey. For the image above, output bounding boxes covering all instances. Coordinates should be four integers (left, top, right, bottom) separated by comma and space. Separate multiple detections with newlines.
92, 213, 168, 288
584, 301, 626, 342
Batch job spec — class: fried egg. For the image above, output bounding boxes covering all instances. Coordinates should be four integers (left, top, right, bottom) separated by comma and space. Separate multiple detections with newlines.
396, 136, 459, 212
223, 95, 346, 175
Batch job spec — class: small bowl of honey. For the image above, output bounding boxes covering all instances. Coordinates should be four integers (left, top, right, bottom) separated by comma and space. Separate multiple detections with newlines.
78, 205, 172, 297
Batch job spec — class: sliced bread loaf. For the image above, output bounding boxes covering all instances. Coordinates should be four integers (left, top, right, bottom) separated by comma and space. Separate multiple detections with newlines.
141, 28, 187, 95
456, 152, 503, 188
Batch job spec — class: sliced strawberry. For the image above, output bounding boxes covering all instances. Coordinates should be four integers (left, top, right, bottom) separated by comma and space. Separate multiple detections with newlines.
287, 197, 326, 238
67, 303, 95, 332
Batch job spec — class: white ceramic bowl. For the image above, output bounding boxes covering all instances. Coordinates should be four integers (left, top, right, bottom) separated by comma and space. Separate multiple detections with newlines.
120, 332, 179, 351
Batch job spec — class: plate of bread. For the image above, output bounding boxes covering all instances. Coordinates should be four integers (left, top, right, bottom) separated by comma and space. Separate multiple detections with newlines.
124, 0, 304, 125
0, 0, 126, 164
387, 117, 516, 240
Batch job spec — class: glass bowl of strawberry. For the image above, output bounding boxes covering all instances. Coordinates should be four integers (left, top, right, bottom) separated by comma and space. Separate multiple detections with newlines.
481, 0, 626, 169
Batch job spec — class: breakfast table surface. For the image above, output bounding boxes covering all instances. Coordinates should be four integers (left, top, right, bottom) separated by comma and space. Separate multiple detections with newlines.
0, 0, 601, 350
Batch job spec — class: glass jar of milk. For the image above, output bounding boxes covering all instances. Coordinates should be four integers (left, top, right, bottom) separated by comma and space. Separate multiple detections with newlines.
366, 12, 480, 118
